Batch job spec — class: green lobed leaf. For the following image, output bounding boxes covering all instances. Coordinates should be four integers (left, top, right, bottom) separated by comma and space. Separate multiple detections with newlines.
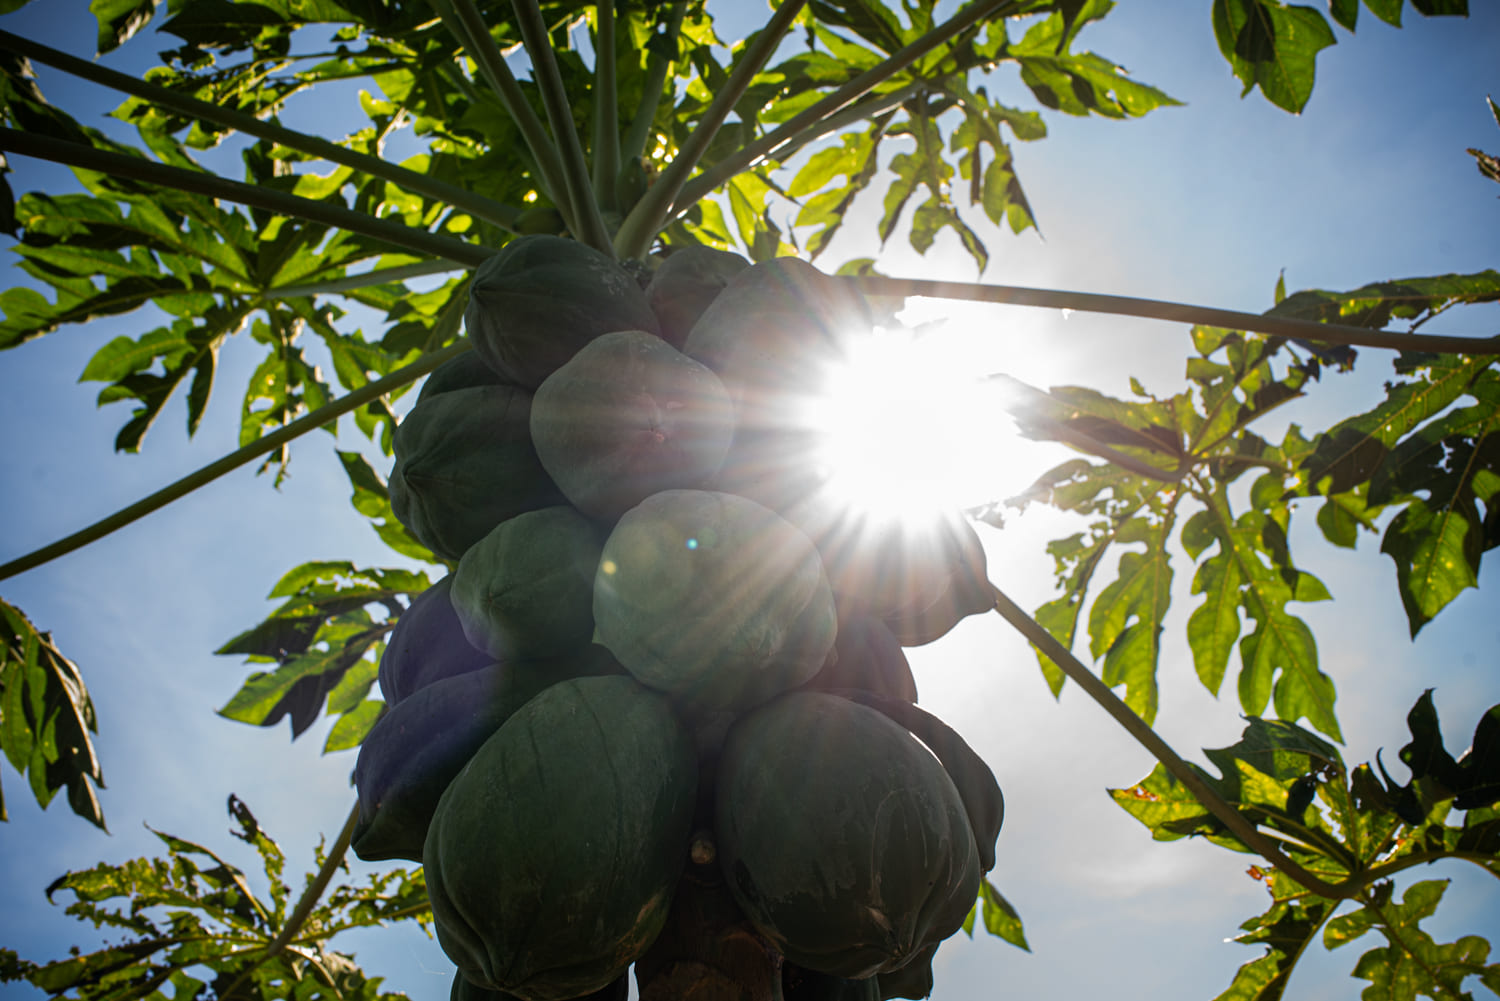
1087, 542, 1173, 723
1186, 511, 1244, 696
1014, 384, 1188, 464
1211, 0, 1338, 114
1296, 354, 1489, 495
1008, 397, 1181, 700
1011, 6, 1182, 118
216, 562, 425, 737
1187, 488, 1340, 739
1273, 270, 1500, 332
1109, 759, 1251, 849
1345, 880, 1499, 1000
323, 698, 383, 753
1213, 894, 1336, 1001
1314, 487, 1381, 549
1140, 692, 1499, 1001
83, 304, 249, 451
972, 879, 1029, 951
217, 612, 386, 737
1372, 372, 1500, 633
1112, 715, 1350, 858
1361, 0, 1406, 25
90, 0, 158, 54
336, 451, 435, 562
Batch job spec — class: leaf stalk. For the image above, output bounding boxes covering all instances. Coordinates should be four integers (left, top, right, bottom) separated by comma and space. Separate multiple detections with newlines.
674, 0, 1017, 212
433, 0, 575, 231
0, 341, 474, 583
621, 2, 686, 164
764, 83, 922, 167
850, 276, 1500, 355
988, 585, 1351, 899
264, 261, 462, 300
0, 128, 493, 268
591, 0, 620, 209
509, 0, 616, 254
0, 29, 524, 233
216, 801, 361, 1001
614, 0, 810, 259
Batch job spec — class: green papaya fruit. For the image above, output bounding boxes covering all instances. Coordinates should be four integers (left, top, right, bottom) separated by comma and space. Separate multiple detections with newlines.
352, 647, 620, 863
464, 235, 661, 389
645, 245, 750, 349
418, 351, 510, 403
389, 385, 565, 560
834, 690, 1003, 874
716, 691, 980, 979
593, 489, 837, 714
706, 428, 825, 516
424, 676, 697, 1001
775, 499, 980, 623
530, 330, 736, 521
377, 575, 493, 706
802, 616, 917, 704
451, 506, 602, 660
879, 518, 992, 647
683, 257, 872, 434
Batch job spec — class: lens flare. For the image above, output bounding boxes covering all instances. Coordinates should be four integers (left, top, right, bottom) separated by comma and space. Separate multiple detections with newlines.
799, 325, 1008, 521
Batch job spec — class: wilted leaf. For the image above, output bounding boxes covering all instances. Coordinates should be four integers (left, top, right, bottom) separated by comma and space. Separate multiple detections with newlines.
3, 794, 426, 1001
0, 598, 105, 830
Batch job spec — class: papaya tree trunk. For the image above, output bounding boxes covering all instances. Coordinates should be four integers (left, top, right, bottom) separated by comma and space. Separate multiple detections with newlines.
635, 842, 781, 1001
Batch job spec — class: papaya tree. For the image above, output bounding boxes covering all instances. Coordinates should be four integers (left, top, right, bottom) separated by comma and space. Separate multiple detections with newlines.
1, 1, 1498, 999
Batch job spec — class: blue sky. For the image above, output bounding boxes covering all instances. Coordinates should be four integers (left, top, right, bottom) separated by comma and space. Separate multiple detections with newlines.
1, 2, 1498, 1000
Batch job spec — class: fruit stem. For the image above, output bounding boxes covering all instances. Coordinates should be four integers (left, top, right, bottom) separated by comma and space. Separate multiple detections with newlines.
988, 585, 1352, 899
846, 276, 1500, 356
636, 866, 782, 1001
510, 0, 617, 255
433, 0, 576, 233
0, 29, 525, 234
613, 0, 809, 260
673, 0, 1018, 213
0, 128, 492, 268
0, 340, 474, 583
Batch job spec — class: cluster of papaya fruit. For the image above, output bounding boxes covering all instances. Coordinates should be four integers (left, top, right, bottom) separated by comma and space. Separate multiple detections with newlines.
351, 236, 1003, 1001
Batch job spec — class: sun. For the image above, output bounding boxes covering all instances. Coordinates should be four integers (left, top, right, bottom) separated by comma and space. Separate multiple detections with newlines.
798, 322, 1017, 523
